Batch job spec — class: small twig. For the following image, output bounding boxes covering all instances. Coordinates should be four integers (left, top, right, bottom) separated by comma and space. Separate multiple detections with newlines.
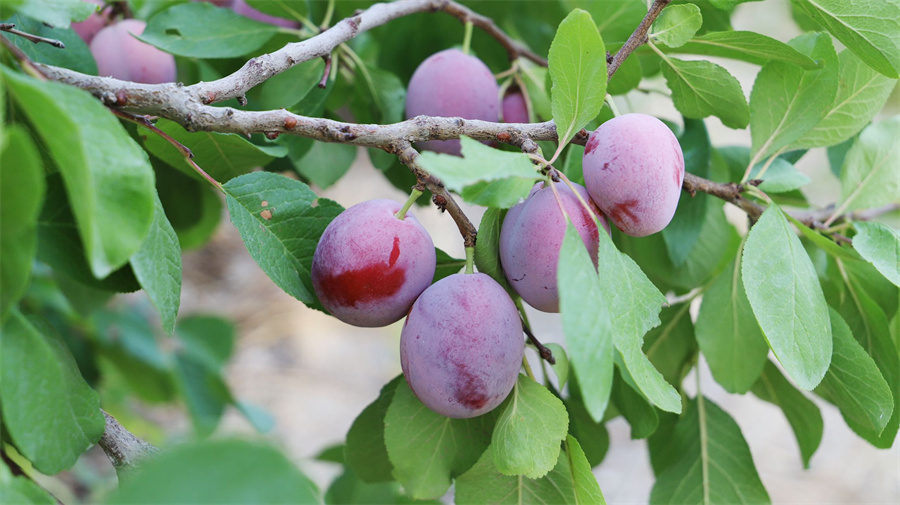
0, 34, 49, 80
608, 0, 671, 80
318, 54, 332, 88
522, 319, 556, 365
394, 141, 477, 247
0, 23, 65, 48
98, 410, 160, 479
438, 0, 547, 65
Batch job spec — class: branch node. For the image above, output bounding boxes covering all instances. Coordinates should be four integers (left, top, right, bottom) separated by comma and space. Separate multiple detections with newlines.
283, 115, 298, 130
265, 131, 280, 140
237, 95, 248, 107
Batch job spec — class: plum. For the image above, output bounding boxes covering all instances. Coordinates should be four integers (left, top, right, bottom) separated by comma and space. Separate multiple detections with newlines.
499, 182, 609, 312
582, 113, 684, 237
400, 273, 523, 418
502, 89, 529, 123
90, 20, 176, 84
72, 0, 109, 44
232, 0, 299, 28
405, 49, 499, 156
311, 199, 436, 328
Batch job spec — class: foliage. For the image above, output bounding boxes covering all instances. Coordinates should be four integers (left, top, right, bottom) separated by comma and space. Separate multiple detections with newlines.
0, 0, 898, 503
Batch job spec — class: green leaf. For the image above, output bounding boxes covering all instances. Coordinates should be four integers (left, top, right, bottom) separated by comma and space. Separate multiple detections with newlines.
129, 195, 182, 335
790, 50, 897, 149
838, 116, 900, 213
417, 137, 538, 208
653, 3, 702, 48
549, 8, 607, 150
746, 158, 811, 193
1, 13, 97, 75
792, 0, 900, 78
565, 388, 610, 468
817, 309, 894, 436
384, 380, 496, 500
434, 248, 465, 283
672, 30, 819, 67
0, 463, 55, 505
245, 0, 307, 21
345, 376, 401, 483
649, 396, 770, 504
0, 125, 44, 322
658, 56, 750, 129
174, 316, 236, 435
474, 208, 511, 290
519, 59, 553, 120
662, 117, 710, 266
223, 172, 343, 308
8, 0, 95, 28
696, 257, 769, 393
325, 468, 426, 505
751, 360, 823, 468
291, 141, 356, 189
492, 375, 569, 478
611, 368, 659, 439
853, 221, 900, 287
255, 58, 324, 111
4, 68, 156, 279
749, 32, 839, 159
607, 52, 643, 95
111, 439, 320, 504
142, 119, 285, 184
643, 303, 697, 387
559, 223, 615, 421
565, 0, 646, 44
139, 2, 279, 58
546, 342, 571, 389
741, 205, 832, 390
0, 310, 105, 474
456, 438, 605, 505
350, 64, 406, 125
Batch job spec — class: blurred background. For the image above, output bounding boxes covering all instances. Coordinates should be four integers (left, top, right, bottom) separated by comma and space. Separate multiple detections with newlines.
28, 0, 899, 503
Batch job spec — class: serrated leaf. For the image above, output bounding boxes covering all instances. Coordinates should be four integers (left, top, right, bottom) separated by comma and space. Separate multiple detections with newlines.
129, 195, 182, 335
345, 377, 401, 483
142, 119, 285, 183
816, 309, 893, 436
549, 8, 607, 151
417, 137, 538, 208
8, 0, 94, 28
559, 223, 615, 422
492, 375, 569, 478
0, 125, 44, 322
111, 439, 320, 504
1, 13, 97, 74
672, 30, 819, 67
853, 221, 900, 287
564, 435, 606, 504
649, 396, 770, 504
751, 360, 823, 468
658, 56, 749, 129
792, 0, 900, 78
696, 257, 770, 393
384, 380, 495, 500
0, 310, 105, 474
742, 205, 832, 390
223, 172, 343, 308
749, 32, 839, 159
653, 4, 702, 48
4, 68, 155, 279
139, 2, 279, 58
791, 50, 897, 149
839, 116, 900, 213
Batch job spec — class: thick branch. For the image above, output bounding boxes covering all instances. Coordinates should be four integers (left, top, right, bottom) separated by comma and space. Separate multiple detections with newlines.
608, 0, 670, 79
98, 410, 159, 479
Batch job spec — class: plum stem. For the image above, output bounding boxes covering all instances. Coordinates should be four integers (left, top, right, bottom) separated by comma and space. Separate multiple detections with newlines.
522, 356, 536, 381
605, 94, 621, 117
395, 187, 423, 220
462, 20, 474, 55
464, 246, 475, 274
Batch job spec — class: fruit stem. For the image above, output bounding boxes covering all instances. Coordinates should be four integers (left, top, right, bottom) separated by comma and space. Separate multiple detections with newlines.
462, 20, 474, 55
464, 246, 475, 274
605, 94, 621, 117
395, 188, 423, 220
522, 355, 536, 381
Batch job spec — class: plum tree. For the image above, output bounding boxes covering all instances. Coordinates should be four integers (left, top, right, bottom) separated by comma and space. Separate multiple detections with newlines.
90, 19, 176, 84
231, 0, 299, 28
501, 89, 529, 123
399, 273, 523, 418
499, 182, 609, 312
582, 113, 684, 237
71, 0, 109, 44
405, 49, 499, 156
311, 199, 436, 328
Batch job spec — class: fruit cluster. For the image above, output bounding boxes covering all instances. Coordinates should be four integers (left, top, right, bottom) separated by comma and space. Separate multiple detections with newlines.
313, 50, 684, 420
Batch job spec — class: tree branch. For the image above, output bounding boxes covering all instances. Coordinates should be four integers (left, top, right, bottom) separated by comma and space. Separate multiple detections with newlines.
0, 23, 65, 48
98, 410, 159, 479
